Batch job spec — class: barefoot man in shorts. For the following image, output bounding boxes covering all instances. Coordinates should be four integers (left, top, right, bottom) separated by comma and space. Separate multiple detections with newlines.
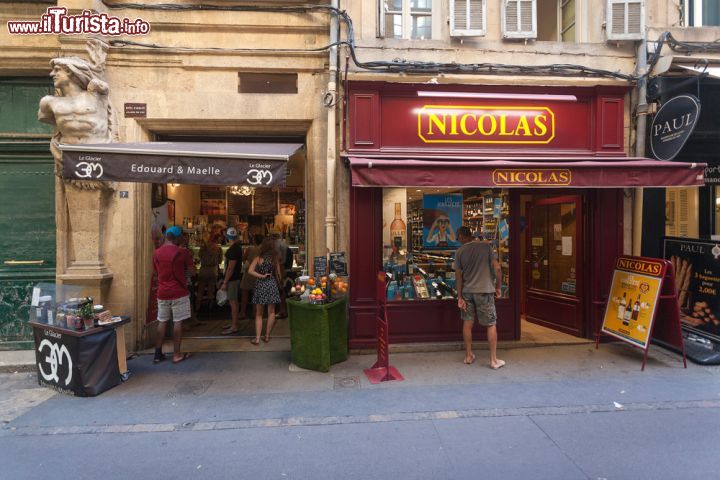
454, 226, 505, 369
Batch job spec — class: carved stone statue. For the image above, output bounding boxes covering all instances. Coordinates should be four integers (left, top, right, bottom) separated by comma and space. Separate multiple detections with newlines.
38, 40, 115, 294
38, 39, 116, 190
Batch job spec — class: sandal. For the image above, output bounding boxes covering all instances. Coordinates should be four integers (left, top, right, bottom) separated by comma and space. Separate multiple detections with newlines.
220, 328, 239, 336
463, 353, 476, 365
262, 336, 270, 343
490, 359, 506, 370
172, 352, 192, 364
250, 338, 260, 346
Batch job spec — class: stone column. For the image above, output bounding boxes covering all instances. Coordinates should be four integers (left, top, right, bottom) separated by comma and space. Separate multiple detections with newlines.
57, 184, 113, 303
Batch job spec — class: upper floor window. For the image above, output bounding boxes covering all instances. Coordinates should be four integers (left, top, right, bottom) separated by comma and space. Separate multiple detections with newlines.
537, 0, 575, 42
682, 0, 720, 27
380, 0, 433, 39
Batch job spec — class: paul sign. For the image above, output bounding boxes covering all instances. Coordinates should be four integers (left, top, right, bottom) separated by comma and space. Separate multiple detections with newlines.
650, 94, 701, 161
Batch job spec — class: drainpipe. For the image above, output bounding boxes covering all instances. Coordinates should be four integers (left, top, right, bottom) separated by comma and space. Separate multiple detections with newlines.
632, 36, 648, 256
325, 0, 339, 252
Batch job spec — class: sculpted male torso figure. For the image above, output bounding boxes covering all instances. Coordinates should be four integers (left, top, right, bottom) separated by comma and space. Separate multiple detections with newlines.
38, 57, 111, 147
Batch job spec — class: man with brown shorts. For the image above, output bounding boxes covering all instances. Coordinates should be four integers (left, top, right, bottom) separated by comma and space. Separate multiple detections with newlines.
454, 226, 505, 369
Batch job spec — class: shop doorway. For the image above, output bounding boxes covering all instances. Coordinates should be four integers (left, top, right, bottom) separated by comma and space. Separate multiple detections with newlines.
147, 137, 307, 344
524, 195, 584, 337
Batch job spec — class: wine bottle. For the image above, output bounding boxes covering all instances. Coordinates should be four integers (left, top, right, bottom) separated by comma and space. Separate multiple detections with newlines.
622, 295, 633, 326
390, 202, 406, 251
617, 292, 627, 321
631, 294, 641, 322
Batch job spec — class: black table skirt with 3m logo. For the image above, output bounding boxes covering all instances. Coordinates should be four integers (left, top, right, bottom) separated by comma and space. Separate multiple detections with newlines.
30, 321, 124, 397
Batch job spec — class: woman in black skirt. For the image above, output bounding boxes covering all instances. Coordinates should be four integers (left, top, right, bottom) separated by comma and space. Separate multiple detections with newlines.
247, 236, 282, 345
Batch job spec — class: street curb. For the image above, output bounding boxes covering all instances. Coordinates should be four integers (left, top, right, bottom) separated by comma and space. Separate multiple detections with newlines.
0, 365, 36, 374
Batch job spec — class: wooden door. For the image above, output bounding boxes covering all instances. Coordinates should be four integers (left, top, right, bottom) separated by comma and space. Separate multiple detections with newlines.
524, 195, 584, 336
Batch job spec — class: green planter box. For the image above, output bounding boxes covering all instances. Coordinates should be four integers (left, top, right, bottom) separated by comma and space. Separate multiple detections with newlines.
288, 297, 348, 372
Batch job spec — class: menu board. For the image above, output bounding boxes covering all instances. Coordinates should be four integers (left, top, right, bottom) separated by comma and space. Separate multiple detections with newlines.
313, 256, 328, 277
664, 238, 720, 338
329, 252, 348, 276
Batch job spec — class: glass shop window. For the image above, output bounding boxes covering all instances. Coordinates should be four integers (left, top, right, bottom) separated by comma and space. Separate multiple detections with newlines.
381, 187, 510, 302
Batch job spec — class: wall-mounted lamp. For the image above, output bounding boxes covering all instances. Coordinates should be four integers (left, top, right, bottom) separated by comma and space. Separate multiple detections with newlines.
169, 183, 180, 188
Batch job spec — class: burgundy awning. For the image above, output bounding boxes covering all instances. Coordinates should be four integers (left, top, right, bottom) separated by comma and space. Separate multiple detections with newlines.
346, 157, 705, 188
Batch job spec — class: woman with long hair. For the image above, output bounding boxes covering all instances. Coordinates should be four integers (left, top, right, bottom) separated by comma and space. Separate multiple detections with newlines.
238, 233, 264, 319
247, 236, 282, 345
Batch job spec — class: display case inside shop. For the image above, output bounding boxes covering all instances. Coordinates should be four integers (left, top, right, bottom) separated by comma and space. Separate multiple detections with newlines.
382, 187, 511, 302
27, 283, 123, 331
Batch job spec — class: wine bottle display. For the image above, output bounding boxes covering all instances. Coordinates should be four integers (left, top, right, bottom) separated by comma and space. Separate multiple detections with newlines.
390, 202, 406, 250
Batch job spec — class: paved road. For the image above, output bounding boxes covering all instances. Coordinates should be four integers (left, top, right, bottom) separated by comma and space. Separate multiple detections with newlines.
2, 344, 719, 479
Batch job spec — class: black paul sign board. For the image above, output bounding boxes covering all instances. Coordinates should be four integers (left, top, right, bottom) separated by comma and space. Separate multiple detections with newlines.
663, 237, 720, 340
329, 252, 348, 276
313, 256, 328, 277
32, 324, 121, 397
650, 94, 701, 161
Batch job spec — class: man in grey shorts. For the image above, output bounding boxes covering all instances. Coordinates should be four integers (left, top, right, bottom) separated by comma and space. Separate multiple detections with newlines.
454, 226, 505, 369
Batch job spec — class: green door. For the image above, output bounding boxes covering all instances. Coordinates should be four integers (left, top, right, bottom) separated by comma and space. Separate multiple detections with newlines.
0, 78, 54, 350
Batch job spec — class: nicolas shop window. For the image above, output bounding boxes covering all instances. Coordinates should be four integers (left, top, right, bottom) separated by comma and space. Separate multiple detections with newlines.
381, 187, 510, 302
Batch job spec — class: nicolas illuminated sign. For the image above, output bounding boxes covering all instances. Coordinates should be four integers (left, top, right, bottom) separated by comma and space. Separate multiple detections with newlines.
417, 105, 555, 144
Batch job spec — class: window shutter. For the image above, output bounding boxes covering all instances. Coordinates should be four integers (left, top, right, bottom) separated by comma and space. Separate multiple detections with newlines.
606, 0, 645, 41
450, 0, 486, 37
502, 0, 536, 39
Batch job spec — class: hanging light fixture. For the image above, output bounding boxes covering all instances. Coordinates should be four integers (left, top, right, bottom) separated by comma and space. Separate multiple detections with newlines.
229, 185, 255, 196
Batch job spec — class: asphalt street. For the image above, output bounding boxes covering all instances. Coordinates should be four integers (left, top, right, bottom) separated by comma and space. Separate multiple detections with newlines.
1, 343, 719, 480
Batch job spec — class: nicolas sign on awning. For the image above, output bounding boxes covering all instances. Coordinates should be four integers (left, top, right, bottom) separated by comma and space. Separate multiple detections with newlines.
60, 142, 301, 187
650, 95, 701, 161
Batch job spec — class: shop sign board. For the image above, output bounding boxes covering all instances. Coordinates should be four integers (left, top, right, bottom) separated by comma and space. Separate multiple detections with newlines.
704, 162, 720, 185
663, 237, 720, 339
601, 257, 665, 349
349, 85, 620, 153
417, 105, 555, 144
492, 168, 571, 186
62, 150, 287, 187
650, 94, 701, 161
124, 103, 147, 118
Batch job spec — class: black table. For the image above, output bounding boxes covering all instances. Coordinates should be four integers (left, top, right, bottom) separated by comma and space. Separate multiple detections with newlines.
29, 317, 130, 397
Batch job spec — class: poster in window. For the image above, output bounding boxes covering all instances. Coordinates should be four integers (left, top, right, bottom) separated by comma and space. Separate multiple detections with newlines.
422, 194, 462, 249
166, 199, 175, 226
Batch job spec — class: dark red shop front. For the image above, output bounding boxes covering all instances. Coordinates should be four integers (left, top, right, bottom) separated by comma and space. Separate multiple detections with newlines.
344, 82, 704, 349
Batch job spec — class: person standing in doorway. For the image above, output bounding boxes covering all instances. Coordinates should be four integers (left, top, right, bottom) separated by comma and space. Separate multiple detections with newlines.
247, 236, 282, 345
454, 226, 505, 369
220, 227, 243, 335
195, 232, 222, 317
239, 233, 264, 321
153, 226, 196, 364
